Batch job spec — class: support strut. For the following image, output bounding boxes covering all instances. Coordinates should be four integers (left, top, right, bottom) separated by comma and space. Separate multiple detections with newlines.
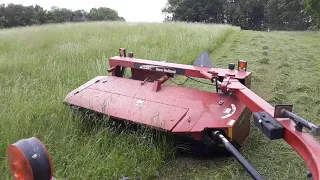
213, 131, 264, 180
282, 110, 320, 136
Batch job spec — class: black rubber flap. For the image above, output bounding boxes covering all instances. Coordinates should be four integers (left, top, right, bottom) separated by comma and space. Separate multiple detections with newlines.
193, 51, 213, 68
253, 112, 284, 140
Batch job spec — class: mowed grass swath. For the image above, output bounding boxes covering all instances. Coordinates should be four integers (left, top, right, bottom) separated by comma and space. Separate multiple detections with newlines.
0, 22, 238, 179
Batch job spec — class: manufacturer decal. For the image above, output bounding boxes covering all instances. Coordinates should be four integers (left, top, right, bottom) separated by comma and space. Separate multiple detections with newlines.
221, 104, 237, 119
134, 63, 185, 75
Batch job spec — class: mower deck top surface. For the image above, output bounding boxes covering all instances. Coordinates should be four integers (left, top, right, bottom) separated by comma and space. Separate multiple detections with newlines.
65, 76, 246, 133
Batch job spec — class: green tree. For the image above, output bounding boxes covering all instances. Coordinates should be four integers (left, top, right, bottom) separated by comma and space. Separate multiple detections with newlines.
72, 10, 87, 22
22, 5, 38, 25
266, 0, 309, 30
0, 4, 7, 28
34, 5, 48, 24
51, 7, 74, 23
0, 4, 125, 29
1, 4, 40, 27
162, 0, 225, 23
283, 0, 309, 30
87, 7, 124, 21
163, 0, 310, 30
3, 4, 26, 27
265, 0, 285, 30
224, 0, 268, 30
45, 11, 57, 23
306, 0, 320, 29
163, 0, 267, 30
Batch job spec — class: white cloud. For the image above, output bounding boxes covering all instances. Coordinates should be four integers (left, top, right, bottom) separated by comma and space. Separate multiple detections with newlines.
0, 0, 168, 22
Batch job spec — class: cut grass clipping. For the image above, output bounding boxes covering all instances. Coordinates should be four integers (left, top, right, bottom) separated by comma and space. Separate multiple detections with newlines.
0, 22, 319, 179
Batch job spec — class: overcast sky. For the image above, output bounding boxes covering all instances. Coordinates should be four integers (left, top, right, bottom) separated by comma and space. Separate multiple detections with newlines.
0, 0, 168, 22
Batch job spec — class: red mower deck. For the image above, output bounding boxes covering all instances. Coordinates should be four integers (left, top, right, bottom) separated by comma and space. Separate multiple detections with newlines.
65, 75, 251, 145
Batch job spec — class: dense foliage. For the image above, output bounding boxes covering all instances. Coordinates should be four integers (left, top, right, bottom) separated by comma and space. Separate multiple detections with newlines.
0, 1, 319, 31
0, 4, 125, 29
305, 0, 320, 29
162, 0, 320, 30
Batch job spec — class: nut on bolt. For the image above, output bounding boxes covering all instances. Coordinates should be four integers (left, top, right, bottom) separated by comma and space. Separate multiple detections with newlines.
119, 48, 126, 57
228, 63, 235, 70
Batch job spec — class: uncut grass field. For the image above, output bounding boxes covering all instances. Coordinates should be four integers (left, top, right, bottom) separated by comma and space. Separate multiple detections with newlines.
0, 21, 319, 179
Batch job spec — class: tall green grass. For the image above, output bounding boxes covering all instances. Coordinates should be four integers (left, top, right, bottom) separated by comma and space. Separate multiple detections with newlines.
0, 22, 238, 179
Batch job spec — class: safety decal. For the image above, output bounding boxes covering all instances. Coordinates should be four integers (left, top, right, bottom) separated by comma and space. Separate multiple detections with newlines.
221, 104, 237, 119
227, 119, 236, 126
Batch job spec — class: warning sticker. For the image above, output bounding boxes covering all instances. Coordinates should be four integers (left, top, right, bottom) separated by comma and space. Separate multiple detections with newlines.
221, 104, 237, 119
227, 119, 236, 126
224, 108, 231, 114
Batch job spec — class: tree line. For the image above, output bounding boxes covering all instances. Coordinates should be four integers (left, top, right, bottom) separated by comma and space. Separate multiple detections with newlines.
162, 0, 320, 30
0, 3, 125, 29
1, 1, 319, 31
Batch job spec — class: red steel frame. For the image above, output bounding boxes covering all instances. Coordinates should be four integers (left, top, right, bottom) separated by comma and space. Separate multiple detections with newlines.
109, 57, 250, 80
108, 56, 320, 179
226, 79, 320, 179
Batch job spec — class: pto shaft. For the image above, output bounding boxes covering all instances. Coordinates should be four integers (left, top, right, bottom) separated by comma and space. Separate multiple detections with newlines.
213, 131, 264, 180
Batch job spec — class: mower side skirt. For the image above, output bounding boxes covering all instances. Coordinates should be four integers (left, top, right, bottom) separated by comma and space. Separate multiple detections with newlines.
64, 76, 106, 101
66, 88, 189, 131
65, 76, 249, 139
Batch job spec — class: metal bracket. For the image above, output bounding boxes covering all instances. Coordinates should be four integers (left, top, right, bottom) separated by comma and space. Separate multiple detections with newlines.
294, 122, 303, 132
219, 100, 224, 105
276, 105, 320, 136
274, 104, 293, 118
311, 125, 320, 136
141, 77, 149, 86
253, 112, 284, 140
